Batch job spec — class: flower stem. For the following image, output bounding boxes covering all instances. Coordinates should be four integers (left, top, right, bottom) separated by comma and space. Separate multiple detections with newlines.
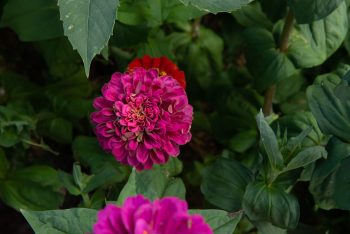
191, 17, 201, 39
262, 9, 294, 116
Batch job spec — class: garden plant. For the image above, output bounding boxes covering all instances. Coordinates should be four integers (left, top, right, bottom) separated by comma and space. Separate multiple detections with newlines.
1, 0, 350, 233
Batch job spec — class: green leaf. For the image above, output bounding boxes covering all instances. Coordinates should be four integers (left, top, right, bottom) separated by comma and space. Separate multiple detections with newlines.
0, 180, 63, 211
10, 165, 61, 189
179, 0, 253, 14
0, 127, 19, 147
244, 28, 296, 90
309, 137, 350, 210
58, 0, 119, 76
307, 72, 350, 142
232, 2, 272, 29
201, 157, 252, 211
256, 111, 284, 169
59, 171, 81, 196
37, 117, 73, 144
287, 2, 348, 68
277, 112, 328, 147
82, 165, 126, 193
0, 148, 9, 178
21, 208, 97, 234
0, 0, 63, 41
335, 70, 350, 102
0, 165, 64, 210
228, 130, 257, 153
137, 30, 175, 59
72, 136, 126, 176
242, 182, 300, 229
284, 146, 327, 171
35, 37, 80, 77
255, 221, 287, 234
288, 0, 344, 24
190, 209, 242, 234
178, 27, 223, 89
117, 164, 186, 204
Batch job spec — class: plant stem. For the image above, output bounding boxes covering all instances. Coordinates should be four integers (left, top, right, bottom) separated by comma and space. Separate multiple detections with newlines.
191, 17, 201, 39
262, 10, 294, 116
22, 139, 59, 156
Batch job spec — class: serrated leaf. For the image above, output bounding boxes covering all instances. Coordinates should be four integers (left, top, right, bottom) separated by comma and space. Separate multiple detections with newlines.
22, 208, 97, 234
179, 0, 253, 14
288, 0, 344, 24
117, 164, 185, 205
189, 209, 242, 234
58, 0, 119, 76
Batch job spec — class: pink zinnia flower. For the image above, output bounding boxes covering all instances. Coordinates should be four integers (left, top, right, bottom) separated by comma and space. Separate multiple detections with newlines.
93, 195, 213, 234
90, 67, 193, 170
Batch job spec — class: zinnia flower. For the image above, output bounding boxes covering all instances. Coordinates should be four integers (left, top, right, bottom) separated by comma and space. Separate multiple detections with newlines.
128, 55, 186, 89
93, 195, 213, 234
91, 67, 193, 170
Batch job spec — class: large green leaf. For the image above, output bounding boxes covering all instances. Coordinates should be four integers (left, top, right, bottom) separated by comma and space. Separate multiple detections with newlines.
0, 181, 63, 211
287, 2, 348, 68
201, 157, 252, 211
117, 162, 185, 204
22, 208, 97, 234
288, 0, 344, 24
309, 137, 350, 210
256, 111, 284, 169
243, 182, 300, 229
244, 28, 296, 90
190, 209, 242, 234
0, 0, 63, 41
0, 165, 64, 211
179, 0, 253, 14
307, 72, 350, 142
232, 2, 272, 29
58, 0, 119, 76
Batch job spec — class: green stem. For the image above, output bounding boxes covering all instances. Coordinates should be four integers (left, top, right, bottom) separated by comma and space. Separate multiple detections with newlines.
82, 193, 91, 208
262, 10, 294, 116
22, 139, 59, 156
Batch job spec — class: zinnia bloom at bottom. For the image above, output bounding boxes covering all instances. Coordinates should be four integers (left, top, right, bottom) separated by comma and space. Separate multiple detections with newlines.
93, 195, 213, 234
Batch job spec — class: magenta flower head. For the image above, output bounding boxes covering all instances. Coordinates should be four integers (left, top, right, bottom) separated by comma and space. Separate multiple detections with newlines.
93, 195, 213, 234
90, 67, 193, 170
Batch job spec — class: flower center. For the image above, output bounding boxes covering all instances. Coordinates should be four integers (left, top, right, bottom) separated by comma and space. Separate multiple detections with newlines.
119, 95, 159, 133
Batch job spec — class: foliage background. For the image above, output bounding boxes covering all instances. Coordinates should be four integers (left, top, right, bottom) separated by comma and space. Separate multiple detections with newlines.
1, 0, 350, 233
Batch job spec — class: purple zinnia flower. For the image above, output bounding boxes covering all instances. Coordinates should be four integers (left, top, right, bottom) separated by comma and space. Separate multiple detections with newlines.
93, 195, 213, 234
91, 67, 193, 170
